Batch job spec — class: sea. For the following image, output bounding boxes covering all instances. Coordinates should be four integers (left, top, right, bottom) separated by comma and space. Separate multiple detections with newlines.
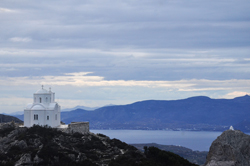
91, 130, 223, 151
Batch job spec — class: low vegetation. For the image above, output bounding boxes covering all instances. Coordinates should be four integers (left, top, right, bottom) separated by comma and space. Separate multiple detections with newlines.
132, 143, 207, 165
0, 124, 198, 166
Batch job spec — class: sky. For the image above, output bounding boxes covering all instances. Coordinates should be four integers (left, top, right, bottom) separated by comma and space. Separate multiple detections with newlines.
0, 0, 250, 113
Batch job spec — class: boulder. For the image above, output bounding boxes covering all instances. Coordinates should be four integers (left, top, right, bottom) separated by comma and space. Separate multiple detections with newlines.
15, 153, 32, 166
204, 130, 250, 166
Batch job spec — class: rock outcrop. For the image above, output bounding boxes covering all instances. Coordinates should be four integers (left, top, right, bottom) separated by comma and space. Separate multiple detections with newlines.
0, 123, 198, 166
204, 130, 250, 166
132, 143, 208, 165
0, 123, 142, 166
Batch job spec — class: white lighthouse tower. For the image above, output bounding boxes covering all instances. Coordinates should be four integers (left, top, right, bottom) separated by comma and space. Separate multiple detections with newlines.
24, 86, 61, 127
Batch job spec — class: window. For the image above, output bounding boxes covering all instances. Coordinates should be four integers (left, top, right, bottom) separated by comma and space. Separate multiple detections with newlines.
40, 98, 42, 103
34, 114, 38, 120
55, 114, 57, 120
47, 116, 49, 120
46, 97, 48, 102
34, 97, 36, 102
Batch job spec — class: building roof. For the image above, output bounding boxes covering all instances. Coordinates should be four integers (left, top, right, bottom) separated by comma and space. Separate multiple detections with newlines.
35, 85, 53, 94
35, 88, 49, 94
25, 103, 33, 110
25, 103, 58, 110
31, 104, 46, 110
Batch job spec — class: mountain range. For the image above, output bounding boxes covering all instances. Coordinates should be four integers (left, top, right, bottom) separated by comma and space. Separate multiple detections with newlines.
12, 95, 250, 131
61, 104, 115, 112
0, 114, 23, 123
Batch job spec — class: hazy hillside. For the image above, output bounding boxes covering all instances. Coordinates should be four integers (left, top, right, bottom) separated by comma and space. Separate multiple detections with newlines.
131, 143, 207, 165
0, 114, 23, 123
61, 95, 250, 131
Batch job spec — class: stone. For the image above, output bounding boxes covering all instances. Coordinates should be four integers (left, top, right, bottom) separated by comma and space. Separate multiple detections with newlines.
17, 140, 28, 149
204, 130, 250, 166
33, 155, 43, 163
68, 154, 75, 160
15, 153, 32, 166
67, 122, 89, 134
2, 125, 196, 166
57, 122, 90, 134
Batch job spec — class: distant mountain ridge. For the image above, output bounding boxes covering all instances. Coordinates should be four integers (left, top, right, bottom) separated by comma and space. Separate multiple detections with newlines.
0, 114, 23, 123
60, 95, 250, 131
61, 104, 115, 112
61, 105, 99, 112
11, 95, 250, 131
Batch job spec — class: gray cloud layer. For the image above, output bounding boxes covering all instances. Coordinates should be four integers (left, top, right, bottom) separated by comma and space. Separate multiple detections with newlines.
1, 48, 250, 81
1, 0, 250, 49
0, 0, 250, 113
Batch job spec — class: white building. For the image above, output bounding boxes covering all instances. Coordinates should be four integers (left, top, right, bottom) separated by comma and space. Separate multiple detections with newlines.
24, 86, 61, 127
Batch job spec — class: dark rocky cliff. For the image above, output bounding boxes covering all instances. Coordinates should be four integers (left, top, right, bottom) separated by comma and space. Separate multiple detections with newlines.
204, 129, 250, 166
0, 123, 197, 166
132, 143, 207, 165
0, 123, 141, 166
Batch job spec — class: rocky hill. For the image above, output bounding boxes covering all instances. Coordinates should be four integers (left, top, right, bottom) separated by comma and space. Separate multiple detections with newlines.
132, 143, 207, 165
204, 129, 250, 166
0, 114, 23, 123
0, 123, 197, 166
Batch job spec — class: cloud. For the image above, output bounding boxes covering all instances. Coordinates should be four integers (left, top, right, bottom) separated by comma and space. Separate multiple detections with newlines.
1, 75, 249, 113
9, 37, 32, 43
1, 71, 249, 113
0, 97, 30, 107
0, 72, 249, 93
0, 97, 31, 114
1, 1, 250, 50
0, 0, 250, 113
221, 91, 249, 99
0, 8, 16, 13
0, 47, 250, 82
